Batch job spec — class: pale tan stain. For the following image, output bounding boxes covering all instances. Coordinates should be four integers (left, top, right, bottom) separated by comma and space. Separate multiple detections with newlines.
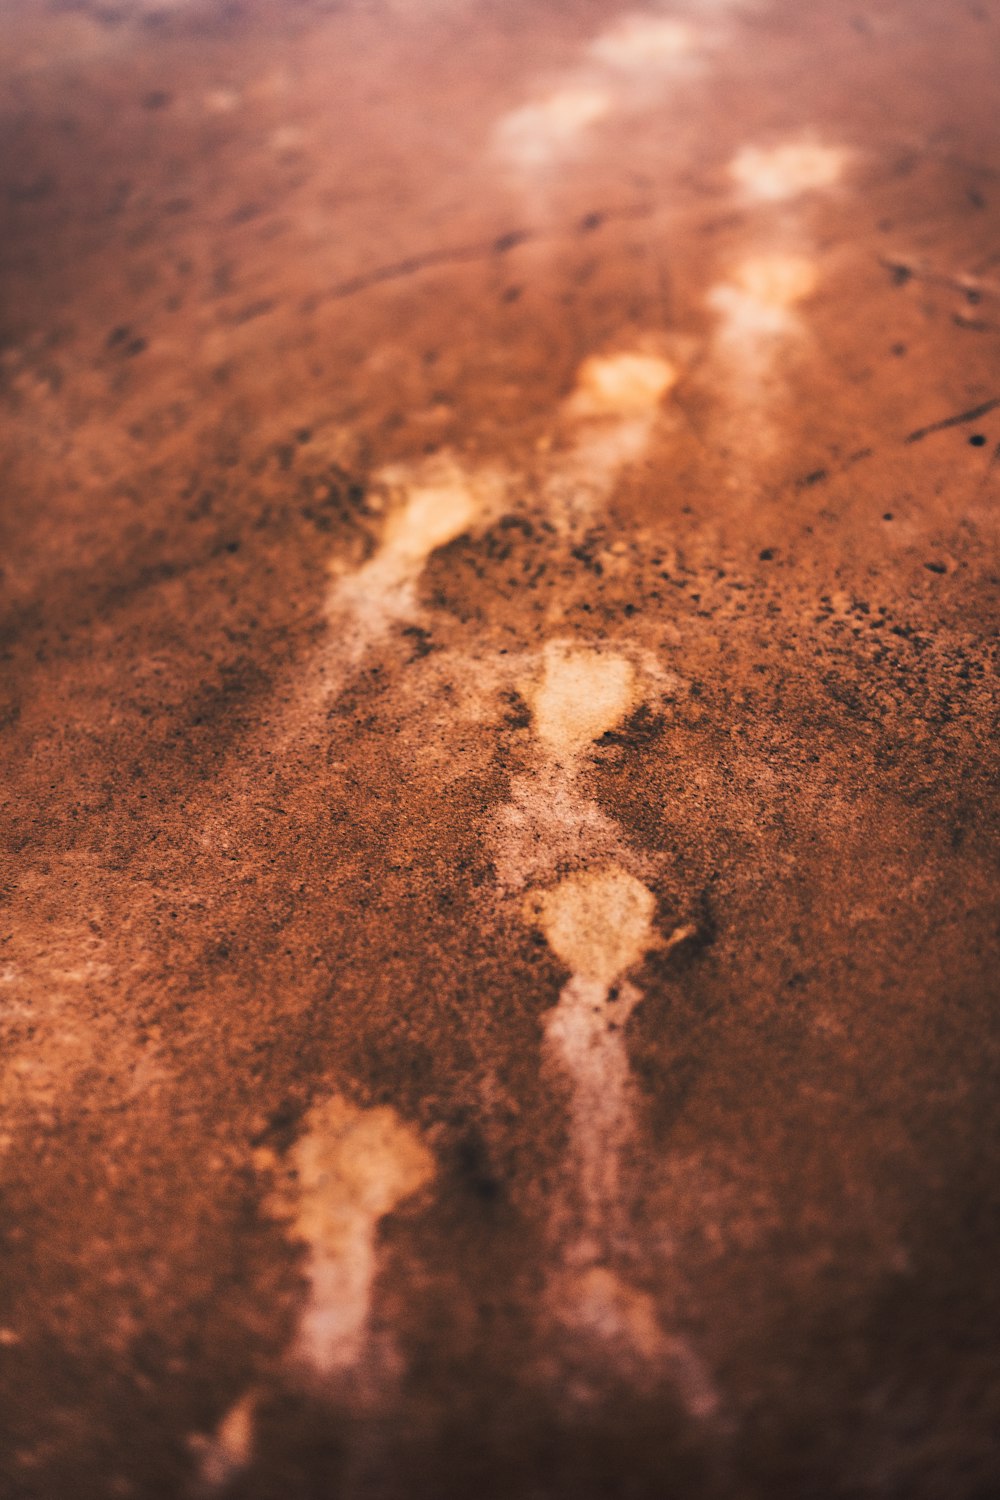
528, 866, 656, 988
272, 1095, 434, 1377
494, 5, 722, 182
730, 140, 848, 201
544, 973, 646, 1226
525, 643, 636, 762
730, 252, 818, 307
188, 1392, 256, 1495
708, 252, 818, 341
527, 866, 717, 1400
378, 469, 479, 566
489, 767, 627, 894
587, 15, 698, 69
562, 1265, 720, 1415
531, 863, 659, 1239
565, 1265, 664, 1362
327, 454, 499, 658
568, 352, 678, 419
537, 351, 680, 527
494, 86, 612, 168
706, 238, 820, 469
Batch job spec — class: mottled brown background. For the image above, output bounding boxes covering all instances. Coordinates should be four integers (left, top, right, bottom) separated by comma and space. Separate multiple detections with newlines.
1, 1, 998, 1497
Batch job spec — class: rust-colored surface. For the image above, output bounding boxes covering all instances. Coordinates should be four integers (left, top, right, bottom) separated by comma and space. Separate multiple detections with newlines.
1, 2, 998, 1496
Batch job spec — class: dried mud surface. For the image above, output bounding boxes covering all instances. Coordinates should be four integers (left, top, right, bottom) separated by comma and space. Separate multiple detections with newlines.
1, 2, 998, 1497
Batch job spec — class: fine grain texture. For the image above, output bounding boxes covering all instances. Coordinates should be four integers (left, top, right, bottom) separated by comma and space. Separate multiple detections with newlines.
1, 2, 998, 1496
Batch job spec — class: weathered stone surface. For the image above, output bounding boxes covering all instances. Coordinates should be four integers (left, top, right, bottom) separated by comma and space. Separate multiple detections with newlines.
1, 2, 998, 1495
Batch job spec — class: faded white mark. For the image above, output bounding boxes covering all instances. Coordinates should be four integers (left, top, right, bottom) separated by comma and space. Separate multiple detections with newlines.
327, 453, 501, 662
495, 86, 612, 168
487, 635, 677, 892
491, 765, 626, 894
527, 642, 635, 761
543, 350, 678, 527
543, 421, 653, 527
706, 251, 819, 465
493, 4, 721, 181
543, 969, 641, 1226
377, 467, 478, 564
568, 352, 678, 419
567, 1264, 662, 1357
271, 1095, 434, 1377
563, 1265, 720, 1415
488, 637, 674, 892
528, 869, 718, 1415
708, 252, 818, 342
730, 141, 848, 202
588, 15, 697, 69
188, 1392, 256, 1495
530, 864, 656, 1236
527, 866, 694, 1390
530, 867, 656, 1230
530, 865, 656, 987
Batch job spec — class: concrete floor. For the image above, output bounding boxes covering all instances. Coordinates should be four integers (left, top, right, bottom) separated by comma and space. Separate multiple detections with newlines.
1, 1, 999, 1496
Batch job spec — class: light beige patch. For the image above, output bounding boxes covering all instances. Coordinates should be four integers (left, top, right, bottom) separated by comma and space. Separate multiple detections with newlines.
327, 453, 500, 657
568, 352, 678, 419
529, 866, 656, 987
730, 141, 847, 201
588, 15, 697, 68
562, 1266, 720, 1414
378, 470, 479, 566
729, 252, 818, 307
490, 767, 628, 893
495, 86, 612, 168
566, 1265, 664, 1360
274, 1095, 434, 1376
188, 1392, 256, 1495
525, 643, 636, 761
708, 252, 818, 344
542, 421, 653, 527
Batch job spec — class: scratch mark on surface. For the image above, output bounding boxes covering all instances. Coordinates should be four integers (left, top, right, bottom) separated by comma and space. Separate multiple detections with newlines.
904, 395, 1000, 443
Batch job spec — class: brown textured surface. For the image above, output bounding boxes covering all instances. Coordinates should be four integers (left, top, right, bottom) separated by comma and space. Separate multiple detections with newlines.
1, 2, 999, 1497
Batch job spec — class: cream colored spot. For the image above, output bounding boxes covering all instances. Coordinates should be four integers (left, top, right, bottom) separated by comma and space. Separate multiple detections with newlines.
540, 351, 678, 526
490, 767, 626, 893
526, 643, 635, 760
270, 125, 306, 154
189, 1393, 255, 1494
730, 141, 847, 201
588, 15, 697, 68
529, 866, 656, 987
567, 1265, 663, 1360
203, 87, 240, 114
536, 870, 659, 1266
495, 86, 612, 167
276, 1096, 434, 1376
379, 474, 478, 567
327, 454, 498, 657
569, 352, 678, 418
564, 1267, 719, 1414
708, 253, 818, 339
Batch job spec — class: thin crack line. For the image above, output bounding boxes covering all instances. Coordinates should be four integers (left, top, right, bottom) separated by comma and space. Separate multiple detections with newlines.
298, 203, 654, 312
905, 396, 1000, 444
